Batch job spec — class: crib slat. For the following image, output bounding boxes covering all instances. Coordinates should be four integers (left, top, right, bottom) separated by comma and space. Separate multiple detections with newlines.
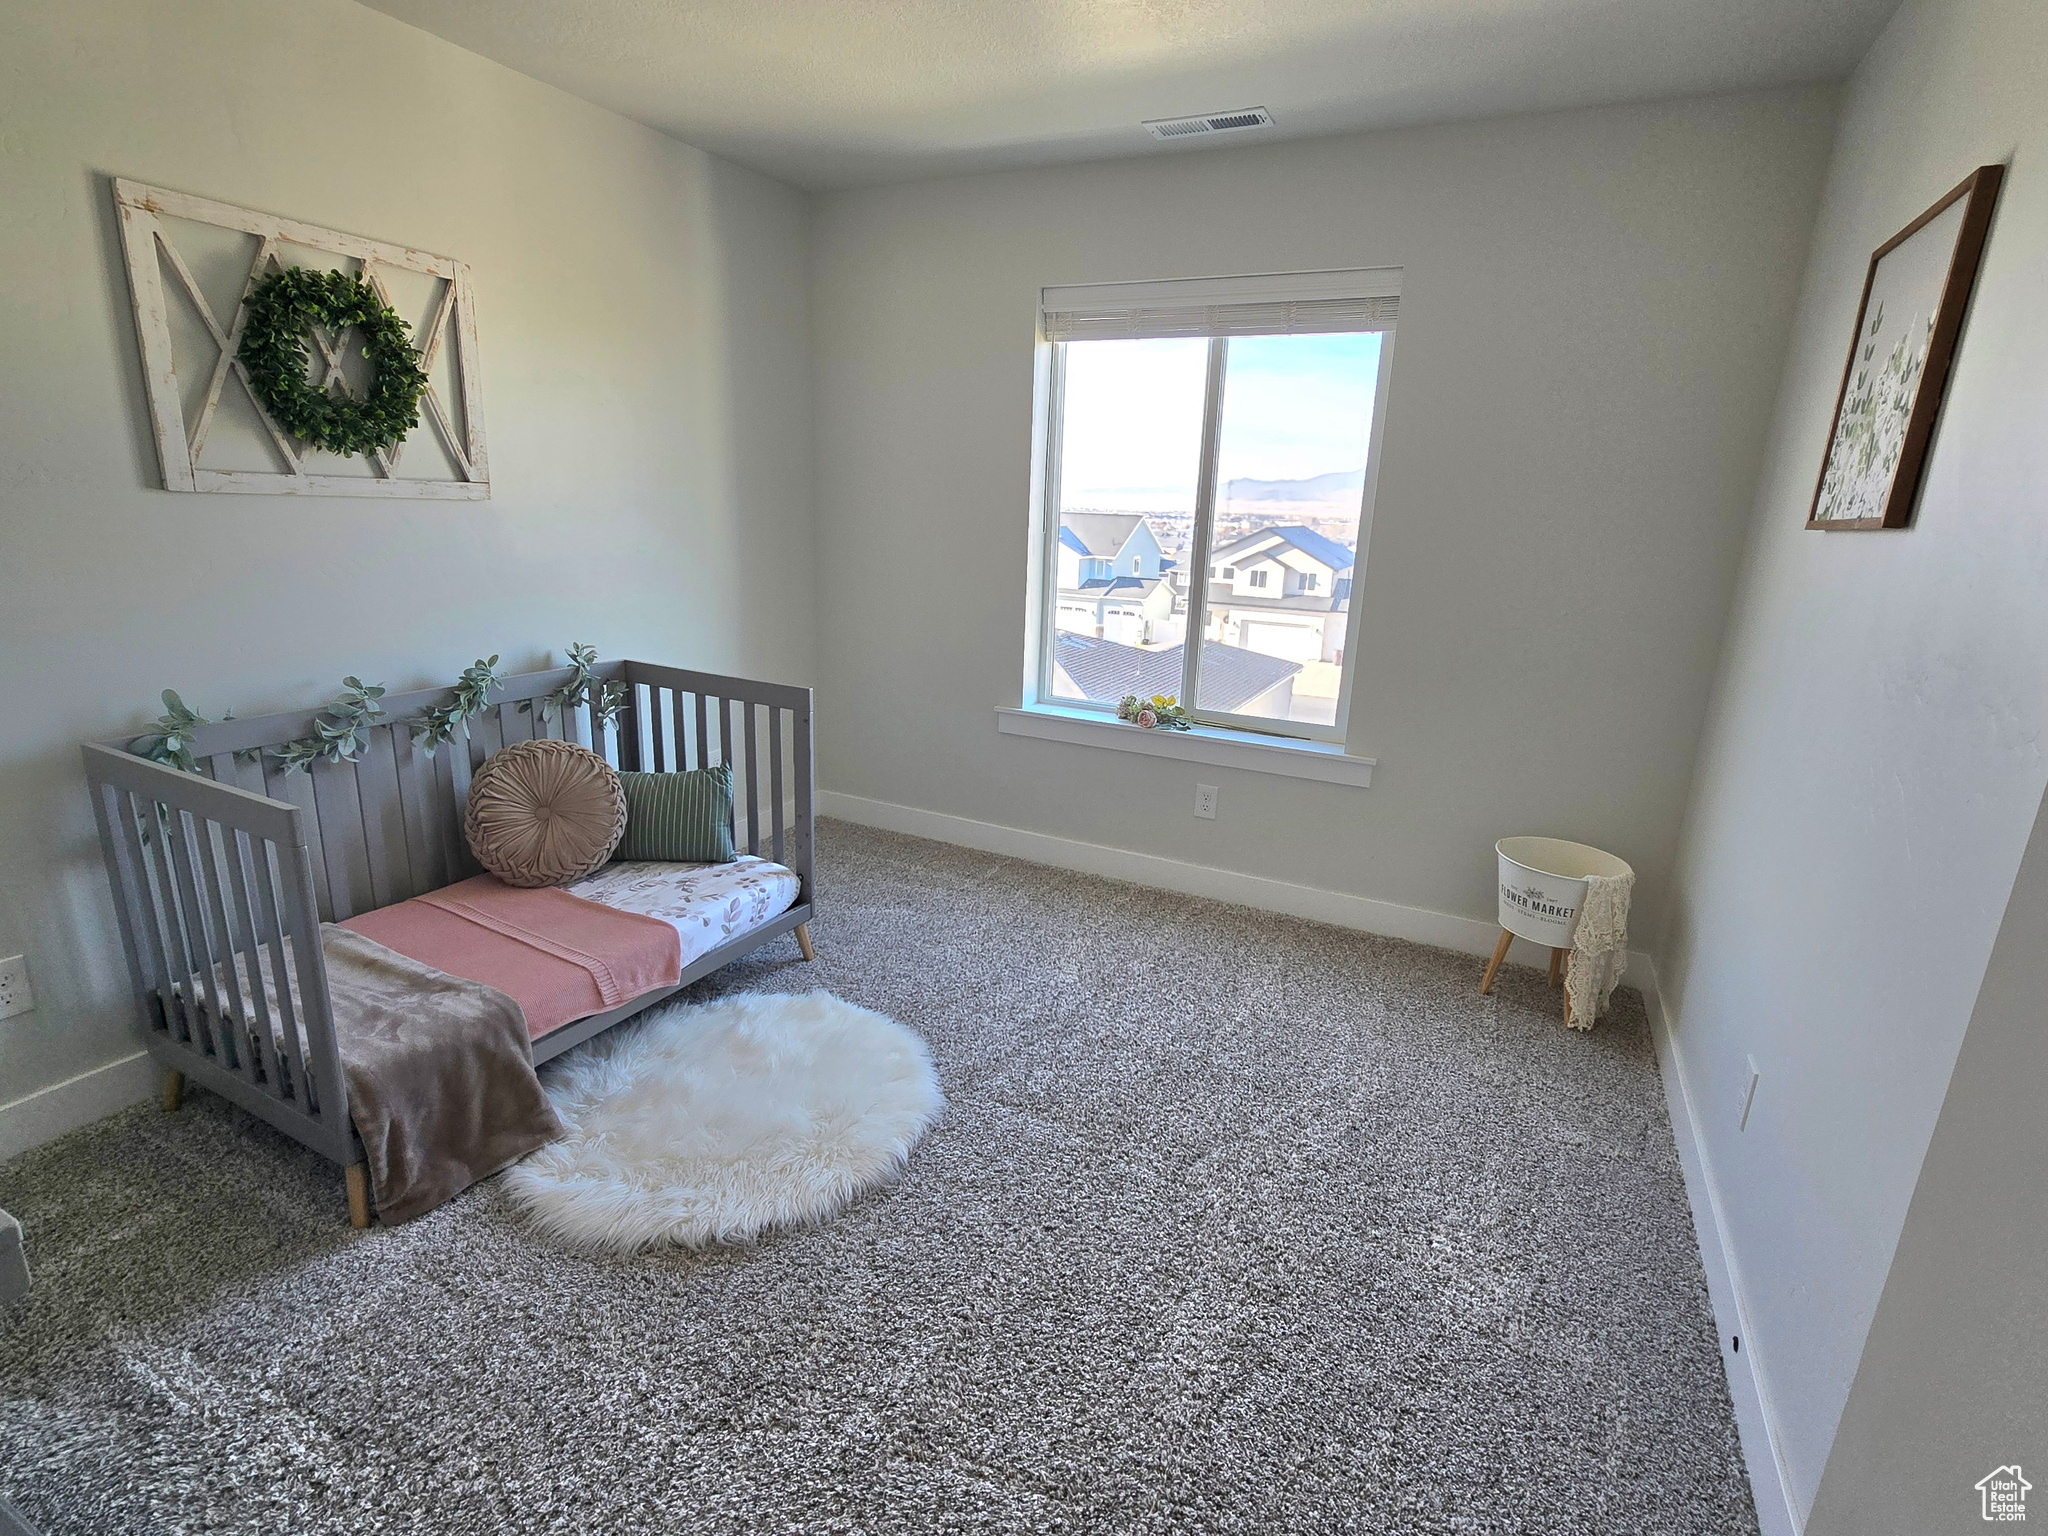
394, 728, 445, 896
129, 799, 192, 1045
265, 756, 335, 925
355, 727, 409, 910
468, 707, 505, 767
221, 827, 280, 1093
617, 688, 642, 772
743, 701, 760, 856
113, 789, 181, 1037
793, 703, 814, 904
248, 835, 309, 1105
497, 700, 532, 748
309, 760, 367, 921
279, 838, 339, 1122
190, 817, 250, 1074
89, 782, 160, 1031
430, 740, 463, 883
208, 752, 238, 787
160, 806, 225, 1057
769, 708, 786, 866
448, 724, 477, 880
650, 686, 669, 771
693, 692, 709, 772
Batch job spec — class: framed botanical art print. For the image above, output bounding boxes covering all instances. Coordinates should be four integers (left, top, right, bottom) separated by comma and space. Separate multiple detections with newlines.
1808, 164, 2003, 530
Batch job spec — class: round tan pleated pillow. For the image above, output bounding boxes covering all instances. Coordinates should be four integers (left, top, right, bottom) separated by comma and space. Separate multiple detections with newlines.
464, 738, 627, 888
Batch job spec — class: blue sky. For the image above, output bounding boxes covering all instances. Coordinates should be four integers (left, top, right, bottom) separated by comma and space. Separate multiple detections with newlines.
1059, 332, 1381, 510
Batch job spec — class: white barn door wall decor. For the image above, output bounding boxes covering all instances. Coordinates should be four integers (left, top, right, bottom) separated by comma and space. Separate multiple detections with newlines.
113, 179, 489, 499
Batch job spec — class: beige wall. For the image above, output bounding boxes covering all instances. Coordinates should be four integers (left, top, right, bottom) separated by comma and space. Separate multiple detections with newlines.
808, 88, 1837, 942
1657, 0, 2048, 1522
0, 0, 813, 1142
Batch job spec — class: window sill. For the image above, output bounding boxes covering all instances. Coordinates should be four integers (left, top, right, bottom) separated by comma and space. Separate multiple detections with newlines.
995, 704, 1374, 787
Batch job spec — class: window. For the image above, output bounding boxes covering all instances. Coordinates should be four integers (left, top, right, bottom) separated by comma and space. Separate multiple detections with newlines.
1032, 268, 1398, 741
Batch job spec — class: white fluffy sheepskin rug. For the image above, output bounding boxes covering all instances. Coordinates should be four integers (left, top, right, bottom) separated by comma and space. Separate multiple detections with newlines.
503, 992, 943, 1254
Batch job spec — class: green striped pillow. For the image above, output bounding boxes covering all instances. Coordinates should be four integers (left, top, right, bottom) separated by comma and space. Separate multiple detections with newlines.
615, 765, 736, 863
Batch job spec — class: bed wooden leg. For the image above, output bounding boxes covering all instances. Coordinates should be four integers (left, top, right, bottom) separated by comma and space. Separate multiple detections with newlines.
1479, 929, 1513, 995
162, 1069, 184, 1112
345, 1164, 371, 1230
794, 922, 815, 963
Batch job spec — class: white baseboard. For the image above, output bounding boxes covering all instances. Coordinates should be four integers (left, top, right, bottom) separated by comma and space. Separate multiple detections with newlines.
0, 1050, 157, 1161
817, 790, 1656, 999
1643, 969, 1803, 1536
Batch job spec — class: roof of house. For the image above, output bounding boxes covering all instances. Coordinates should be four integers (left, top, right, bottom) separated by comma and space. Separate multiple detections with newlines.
1053, 633, 1301, 714
1072, 575, 1166, 598
1212, 524, 1356, 573
1060, 512, 1148, 557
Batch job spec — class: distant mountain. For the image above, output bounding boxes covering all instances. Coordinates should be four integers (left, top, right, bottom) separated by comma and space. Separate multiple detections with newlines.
1224, 470, 1365, 502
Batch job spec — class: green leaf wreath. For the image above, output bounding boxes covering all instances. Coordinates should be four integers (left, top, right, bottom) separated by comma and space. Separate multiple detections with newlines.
238, 268, 429, 457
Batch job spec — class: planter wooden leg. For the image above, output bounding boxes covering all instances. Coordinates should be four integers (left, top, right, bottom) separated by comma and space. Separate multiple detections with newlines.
1549, 948, 1564, 988
161, 1069, 184, 1112
794, 923, 815, 963
344, 1164, 371, 1230
1561, 951, 1574, 1028
1479, 929, 1513, 995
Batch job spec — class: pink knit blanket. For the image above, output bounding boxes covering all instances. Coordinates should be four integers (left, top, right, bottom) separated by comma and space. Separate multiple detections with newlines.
341, 875, 682, 1040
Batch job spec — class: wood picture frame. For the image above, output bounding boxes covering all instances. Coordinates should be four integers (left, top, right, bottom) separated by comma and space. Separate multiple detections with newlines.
113, 178, 490, 500
1807, 164, 2002, 531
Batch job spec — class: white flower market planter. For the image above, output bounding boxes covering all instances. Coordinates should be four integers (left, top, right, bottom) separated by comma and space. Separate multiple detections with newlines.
1494, 836, 1632, 948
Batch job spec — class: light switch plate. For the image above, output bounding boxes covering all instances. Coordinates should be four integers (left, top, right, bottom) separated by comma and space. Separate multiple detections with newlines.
0, 956, 32, 1020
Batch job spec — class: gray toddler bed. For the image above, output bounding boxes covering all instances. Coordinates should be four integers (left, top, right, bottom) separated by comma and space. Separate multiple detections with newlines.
81, 660, 814, 1226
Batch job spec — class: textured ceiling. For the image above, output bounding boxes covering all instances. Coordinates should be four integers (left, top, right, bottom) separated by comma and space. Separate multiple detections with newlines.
362, 0, 1899, 189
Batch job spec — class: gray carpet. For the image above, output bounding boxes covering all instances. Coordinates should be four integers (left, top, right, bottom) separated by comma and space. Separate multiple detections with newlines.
0, 821, 1757, 1535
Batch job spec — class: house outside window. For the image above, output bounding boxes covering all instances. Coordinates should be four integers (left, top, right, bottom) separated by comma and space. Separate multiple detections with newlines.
1029, 267, 1399, 741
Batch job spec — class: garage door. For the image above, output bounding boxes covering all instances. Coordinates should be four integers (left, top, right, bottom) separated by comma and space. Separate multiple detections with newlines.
1237, 621, 1320, 663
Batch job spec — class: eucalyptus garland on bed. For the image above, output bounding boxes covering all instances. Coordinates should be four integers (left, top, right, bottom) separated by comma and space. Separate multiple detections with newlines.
131, 646, 631, 776
523, 642, 629, 729
238, 268, 429, 458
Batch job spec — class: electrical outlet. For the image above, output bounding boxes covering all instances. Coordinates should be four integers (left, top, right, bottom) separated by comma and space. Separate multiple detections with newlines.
1193, 783, 1219, 820
0, 955, 32, 1021
1738, 1054, 1760, 1132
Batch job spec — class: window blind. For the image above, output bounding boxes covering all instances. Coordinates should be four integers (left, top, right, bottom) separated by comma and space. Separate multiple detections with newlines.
1041, 292, 1399, 344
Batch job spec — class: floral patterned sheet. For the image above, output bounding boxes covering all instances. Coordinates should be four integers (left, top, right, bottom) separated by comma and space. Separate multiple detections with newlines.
566, 856, 801, 973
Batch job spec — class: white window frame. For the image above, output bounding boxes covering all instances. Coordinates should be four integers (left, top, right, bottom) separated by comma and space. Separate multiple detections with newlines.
1023, 267, 1400, 746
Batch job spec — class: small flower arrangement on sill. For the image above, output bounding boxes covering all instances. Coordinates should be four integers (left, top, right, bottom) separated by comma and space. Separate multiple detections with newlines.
1117, 694, 1193, 731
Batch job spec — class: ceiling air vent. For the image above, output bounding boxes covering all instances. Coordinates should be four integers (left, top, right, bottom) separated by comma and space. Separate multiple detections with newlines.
1143, 107, 1275, 141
